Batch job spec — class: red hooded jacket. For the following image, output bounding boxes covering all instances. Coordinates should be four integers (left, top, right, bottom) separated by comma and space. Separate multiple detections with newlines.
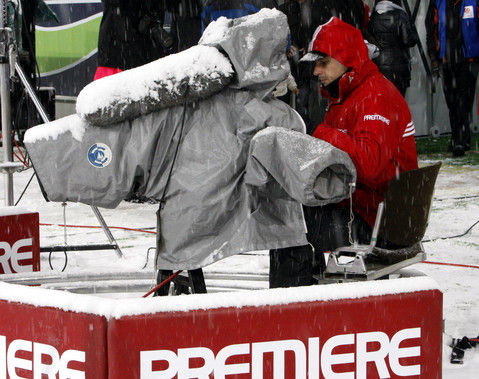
311, 17, 418, 227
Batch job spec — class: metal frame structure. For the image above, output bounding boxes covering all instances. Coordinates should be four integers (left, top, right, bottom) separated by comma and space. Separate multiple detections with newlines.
322, 160, 437, 282
0, 269, 269, 294
321, 202, 425, 281
0, 3, 14, 205
0, 0, 122, 259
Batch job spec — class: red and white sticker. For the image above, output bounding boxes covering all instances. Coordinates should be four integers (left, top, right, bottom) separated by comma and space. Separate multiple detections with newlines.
464, 5, 474, 19
0, 211, 40, 274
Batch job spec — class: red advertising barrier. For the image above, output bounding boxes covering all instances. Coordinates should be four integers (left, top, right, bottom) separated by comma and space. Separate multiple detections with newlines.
0, 208, 40, 274
108, 285, 442, 378
0, 277, 442, 378
0, 299, 108, 378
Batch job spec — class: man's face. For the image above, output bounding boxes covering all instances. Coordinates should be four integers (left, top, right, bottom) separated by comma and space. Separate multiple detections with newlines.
313, 56, 348, 86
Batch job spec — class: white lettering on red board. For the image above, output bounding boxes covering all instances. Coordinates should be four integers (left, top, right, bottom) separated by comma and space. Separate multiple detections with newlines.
0, 238, 33, 274
0, 336, 85, 379
140, 327, 421, 378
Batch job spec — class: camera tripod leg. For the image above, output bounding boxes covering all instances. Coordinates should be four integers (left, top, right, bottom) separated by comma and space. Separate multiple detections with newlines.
15, 62, 49, 123
90, 205, 124, 258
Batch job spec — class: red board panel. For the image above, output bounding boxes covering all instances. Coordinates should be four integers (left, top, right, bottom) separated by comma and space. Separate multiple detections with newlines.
0, 300, 108, 378
108, 290, 442, 378
0, 212, 40, 274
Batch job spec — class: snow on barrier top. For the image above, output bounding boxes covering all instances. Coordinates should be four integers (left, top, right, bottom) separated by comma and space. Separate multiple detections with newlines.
0, 206, 34, 217
0, 276, 440, 319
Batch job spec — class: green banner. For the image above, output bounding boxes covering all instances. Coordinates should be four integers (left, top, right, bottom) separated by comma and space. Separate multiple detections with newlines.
36, 15, 102, 74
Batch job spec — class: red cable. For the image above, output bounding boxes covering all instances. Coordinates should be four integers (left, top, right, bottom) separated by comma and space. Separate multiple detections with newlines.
39, 222, 181, 297
143, 270, 182, 298
0, 132, 29, 168
38, 225, 479, 270
39, 223, 156, 234
13, 137, 27, 164
422, 260, 479, 269
13, 151, 26, 165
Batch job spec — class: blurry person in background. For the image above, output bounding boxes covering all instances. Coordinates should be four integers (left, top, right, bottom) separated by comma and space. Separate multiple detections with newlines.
167, 0, 203, 52
279, 1, 312, 127
94, 0, 171, 80
426, 0, 479, 157
368, 0, 419, 97
201, 0, 278, 32
304, 0, 367, 34
280, 0, 310, 51
279, 1, 310, 115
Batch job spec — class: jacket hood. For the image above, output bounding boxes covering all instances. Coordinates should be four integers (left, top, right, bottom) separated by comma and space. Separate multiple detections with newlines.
199, 8, 290, 99
375, 1, 405, 14
308, 17, 370, 75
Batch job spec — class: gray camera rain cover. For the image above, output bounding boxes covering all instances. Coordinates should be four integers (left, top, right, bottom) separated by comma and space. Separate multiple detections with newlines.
76, 45, 234, 127
246, 127, 356, 206
24, 9, 356, 269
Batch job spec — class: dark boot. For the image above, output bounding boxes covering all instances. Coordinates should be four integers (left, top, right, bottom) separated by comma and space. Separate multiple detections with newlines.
452, 125, 467, 157
269, 245, 314, 288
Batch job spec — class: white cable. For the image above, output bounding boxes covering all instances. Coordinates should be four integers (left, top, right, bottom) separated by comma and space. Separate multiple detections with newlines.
347, 182, 356, 245
62, 202, 67, 246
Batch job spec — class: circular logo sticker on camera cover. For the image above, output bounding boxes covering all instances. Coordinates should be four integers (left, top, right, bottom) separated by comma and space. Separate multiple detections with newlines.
88, 143, 112, 168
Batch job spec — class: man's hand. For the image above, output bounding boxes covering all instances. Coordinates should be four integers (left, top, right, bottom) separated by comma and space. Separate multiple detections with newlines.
288, 45, 298, 58
431, 59, 440, 78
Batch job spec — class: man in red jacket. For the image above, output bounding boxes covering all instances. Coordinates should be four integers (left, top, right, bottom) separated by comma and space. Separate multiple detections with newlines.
270, 17, 418, 288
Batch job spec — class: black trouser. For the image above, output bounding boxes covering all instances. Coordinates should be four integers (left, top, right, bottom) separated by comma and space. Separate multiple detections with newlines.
294, 61, 327, 135
296, 77, 312, 132
269, 204, 372, 288
276, 92, 291, 106
442, 61, 479, 150
381, 70, 410, 97
308, 80, 328, 133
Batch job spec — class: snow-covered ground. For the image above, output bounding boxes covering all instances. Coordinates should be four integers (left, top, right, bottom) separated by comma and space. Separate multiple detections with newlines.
0, 153, 477, 377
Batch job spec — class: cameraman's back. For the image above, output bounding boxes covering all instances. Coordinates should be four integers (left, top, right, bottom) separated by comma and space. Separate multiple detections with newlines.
97, 0, 168, 71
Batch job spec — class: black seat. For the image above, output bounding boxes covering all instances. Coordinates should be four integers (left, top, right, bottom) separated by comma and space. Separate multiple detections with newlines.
372, 162, 442, 263
324, 162, 442, 278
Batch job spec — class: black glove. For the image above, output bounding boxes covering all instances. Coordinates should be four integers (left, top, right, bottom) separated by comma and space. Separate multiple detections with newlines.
450, 336, 478, 364
139, 15, 173, 50
151, 23, 174, 49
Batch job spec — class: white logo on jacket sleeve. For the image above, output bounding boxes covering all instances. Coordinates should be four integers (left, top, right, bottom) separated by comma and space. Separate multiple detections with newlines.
403, 121, 415, 138
463, 5, 474, 19
363, 114, 390, 125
